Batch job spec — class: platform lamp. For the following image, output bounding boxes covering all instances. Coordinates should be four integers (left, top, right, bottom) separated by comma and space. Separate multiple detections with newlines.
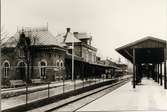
64, 28, 81, 82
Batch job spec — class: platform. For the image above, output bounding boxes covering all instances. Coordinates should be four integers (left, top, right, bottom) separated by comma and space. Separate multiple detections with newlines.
78, 78, 167, 112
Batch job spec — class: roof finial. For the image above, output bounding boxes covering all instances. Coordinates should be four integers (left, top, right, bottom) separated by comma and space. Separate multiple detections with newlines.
66, 28, 70, 33
17, 26, 18, 32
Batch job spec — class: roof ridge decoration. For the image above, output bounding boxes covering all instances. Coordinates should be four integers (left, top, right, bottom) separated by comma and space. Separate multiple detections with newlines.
2, 26, 63, 48
17, 27, 48, 33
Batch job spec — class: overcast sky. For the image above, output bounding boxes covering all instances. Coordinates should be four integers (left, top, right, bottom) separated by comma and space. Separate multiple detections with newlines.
1, 0, 167, 63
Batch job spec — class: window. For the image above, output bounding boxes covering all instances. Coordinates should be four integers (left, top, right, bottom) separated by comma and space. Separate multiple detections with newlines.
3, 61, 10, 79
56, 60, 60, 67
60, 60, 64, 68
48, 53, 52, 58
40, 61, 47, 80
19, 49, 25, 57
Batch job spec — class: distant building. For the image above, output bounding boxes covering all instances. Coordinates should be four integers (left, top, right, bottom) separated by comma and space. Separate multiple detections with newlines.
115, 63, 128, 76
1, 27, 66, 86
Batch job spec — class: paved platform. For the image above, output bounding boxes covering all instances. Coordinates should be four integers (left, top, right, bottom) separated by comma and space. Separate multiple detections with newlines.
78, 78, 167, 112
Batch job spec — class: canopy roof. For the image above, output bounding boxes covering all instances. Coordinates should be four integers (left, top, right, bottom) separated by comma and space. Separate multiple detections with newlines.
116, 36, 167, 63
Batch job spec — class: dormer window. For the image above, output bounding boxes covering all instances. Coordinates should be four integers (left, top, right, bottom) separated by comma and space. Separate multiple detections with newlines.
19, 49, 25, 57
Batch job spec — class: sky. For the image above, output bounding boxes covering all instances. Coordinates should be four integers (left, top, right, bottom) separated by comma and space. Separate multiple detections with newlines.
1, 0, 167, 63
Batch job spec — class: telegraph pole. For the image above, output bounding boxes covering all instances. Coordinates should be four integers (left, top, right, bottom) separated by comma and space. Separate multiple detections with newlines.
72, 41, 74, 81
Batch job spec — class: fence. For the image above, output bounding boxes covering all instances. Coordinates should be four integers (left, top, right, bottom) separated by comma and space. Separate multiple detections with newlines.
1, 73, 131, 111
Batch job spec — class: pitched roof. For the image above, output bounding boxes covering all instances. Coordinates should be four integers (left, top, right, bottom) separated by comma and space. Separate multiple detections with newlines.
2, 29, 64, 48
64, 32, 81, 43
55, 33, 67, 47
116, 36, 167, 63
55, 30, 81, 44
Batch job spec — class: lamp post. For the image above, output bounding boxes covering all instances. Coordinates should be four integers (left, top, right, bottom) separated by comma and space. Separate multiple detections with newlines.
0, 23, 1, 112
64, 28, 81, 81
72, 41, 76, 90
72, 41, 74, 81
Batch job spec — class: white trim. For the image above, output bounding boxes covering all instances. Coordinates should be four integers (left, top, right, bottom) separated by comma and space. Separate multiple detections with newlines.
2, 60, 10, 67
2, 60, 10, 79
18, 49, 25, 57
60, 60, 64, 68
56, 60, 60, 67
38, 59, 47, 66
17, 60, 27, 67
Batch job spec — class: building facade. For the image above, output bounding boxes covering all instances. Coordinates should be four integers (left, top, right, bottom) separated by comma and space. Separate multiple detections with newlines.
56, 28, 97, 64
1, 27, 125, 87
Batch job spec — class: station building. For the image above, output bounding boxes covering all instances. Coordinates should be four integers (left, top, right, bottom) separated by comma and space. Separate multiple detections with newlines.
1, 27, 126, 87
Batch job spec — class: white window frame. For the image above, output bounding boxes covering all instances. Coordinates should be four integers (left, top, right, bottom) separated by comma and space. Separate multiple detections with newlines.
60, 60, 64, 68
56, 60, 60, 68
19, 49, 25, 57
39, 59, 47, 79
3, 60, 10, 79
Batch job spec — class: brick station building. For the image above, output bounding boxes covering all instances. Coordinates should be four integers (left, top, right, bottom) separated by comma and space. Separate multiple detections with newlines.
1, 27, 66, 85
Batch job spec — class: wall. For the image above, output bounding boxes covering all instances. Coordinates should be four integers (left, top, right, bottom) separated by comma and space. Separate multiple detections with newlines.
1, 46, 66, 85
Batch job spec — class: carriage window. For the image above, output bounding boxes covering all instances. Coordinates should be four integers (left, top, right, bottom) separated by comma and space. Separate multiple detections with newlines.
3, 62, 10, 79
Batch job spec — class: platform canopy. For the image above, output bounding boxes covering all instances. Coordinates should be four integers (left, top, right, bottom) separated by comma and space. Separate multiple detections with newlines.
116, 36, 167, 64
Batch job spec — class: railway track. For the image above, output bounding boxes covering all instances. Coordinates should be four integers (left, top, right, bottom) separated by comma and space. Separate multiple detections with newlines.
29, 78, 131, 112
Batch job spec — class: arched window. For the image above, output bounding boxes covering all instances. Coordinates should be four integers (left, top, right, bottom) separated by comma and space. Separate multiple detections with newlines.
56, 60, 60, 67
60, 60, 64, 68
3, 61, 10, 79
40, 61, 47, 80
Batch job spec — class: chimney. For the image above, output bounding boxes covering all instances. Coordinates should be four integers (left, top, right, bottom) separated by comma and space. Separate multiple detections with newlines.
63, 28, 71, 42
66, 28, 71, 33
73, 32, 78, 34
73, 32, 79, 38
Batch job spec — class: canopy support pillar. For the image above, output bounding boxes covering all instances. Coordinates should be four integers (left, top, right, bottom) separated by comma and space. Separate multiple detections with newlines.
133, 48, 136, 88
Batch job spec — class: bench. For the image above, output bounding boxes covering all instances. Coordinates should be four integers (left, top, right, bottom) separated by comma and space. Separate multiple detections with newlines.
31, 79, 42, 84
10, 80, 26, 88
55, 76, 63, 81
